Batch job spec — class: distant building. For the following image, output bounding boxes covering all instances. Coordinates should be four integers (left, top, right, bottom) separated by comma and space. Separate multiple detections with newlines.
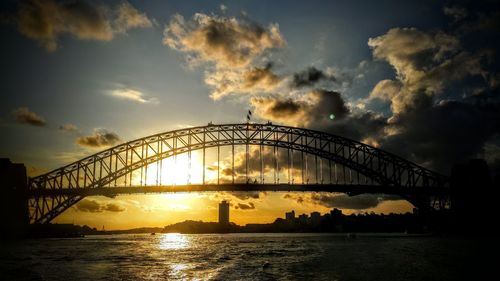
330, 208, 342, 218
298, 214, 308, 223
219, 200, 230, 225
285, 210, 295, 221
310, 212, 321, 225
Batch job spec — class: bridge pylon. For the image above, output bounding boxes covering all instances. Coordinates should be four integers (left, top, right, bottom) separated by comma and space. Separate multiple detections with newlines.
0, 158, 29, 237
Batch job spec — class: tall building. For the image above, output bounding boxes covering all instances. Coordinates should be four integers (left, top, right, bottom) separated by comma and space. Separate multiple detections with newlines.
219, 200, 230, 225
298, 214, 308, 223
285, 210, 295, 221
310, 212, 321, 226
330, 208, 342, 218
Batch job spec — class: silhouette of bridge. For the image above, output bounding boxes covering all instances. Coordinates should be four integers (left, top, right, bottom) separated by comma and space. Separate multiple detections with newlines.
27, 123, 450, 224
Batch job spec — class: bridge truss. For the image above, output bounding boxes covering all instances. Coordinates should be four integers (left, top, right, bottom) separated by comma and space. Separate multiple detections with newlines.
28, 123, 450, 224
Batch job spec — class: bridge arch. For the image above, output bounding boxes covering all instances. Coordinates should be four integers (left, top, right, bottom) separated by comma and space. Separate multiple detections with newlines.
28, 123, 449, 224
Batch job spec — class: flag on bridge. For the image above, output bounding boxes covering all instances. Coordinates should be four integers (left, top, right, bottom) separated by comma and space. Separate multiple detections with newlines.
246, 110, 252, 122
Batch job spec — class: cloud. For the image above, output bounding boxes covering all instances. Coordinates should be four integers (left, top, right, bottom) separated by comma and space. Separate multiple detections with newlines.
114, 1, 152, 33
380, 95, 500, 173
443, 5, 468, 22
76, 199, 125, 212
250, 96, 311, 126
291, 67, 336, 88
14, 0, 152, 51
206, 63, 282, 100
367, 27, 484, 114
235, 202, 255, 210
361, 15, 500, 173
75, 199, 101, 212
249, 88, 387, 144
59, 123, 78, 132
25, 165, 49, 177
369, 79, 401, 101
103, 203, 126, 212
283, 193, 401, 210
312, 194, 381, 209
164, 12, 285, 99
164, 13, 285, 68
242, 63, 281, 91
250, 89, 350, 127
229, 192, 261, 200
13, 107, 46, 126
76, 129, 121, 148
110, 88, 157, 104
220, 4, 228, 13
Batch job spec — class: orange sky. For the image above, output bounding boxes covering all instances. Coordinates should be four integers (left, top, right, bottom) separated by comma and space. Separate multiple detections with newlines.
35, 148, 415, 230
53, 192, 413, 230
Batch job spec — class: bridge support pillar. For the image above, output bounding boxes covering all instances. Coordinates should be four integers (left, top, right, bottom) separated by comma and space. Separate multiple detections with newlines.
0, 159, 29, 238
450, 159, 495, 233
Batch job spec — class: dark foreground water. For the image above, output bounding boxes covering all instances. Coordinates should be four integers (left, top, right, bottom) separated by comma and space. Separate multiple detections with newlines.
1, 233, 497, 281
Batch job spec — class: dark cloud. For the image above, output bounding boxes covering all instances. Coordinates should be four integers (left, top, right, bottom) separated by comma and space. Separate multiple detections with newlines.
380, 94, 500, 173
220, 136, 379, 185
76, 199, 125, 212
103, 203, 126, 212
318, 112, 387, 145
361, 2, 500, 173
219, 146, 295, 181
311, 193, 382, 209
76, 129, 121, 148
444, 5, 468, 22
75, 199, 101, 212
250, 87, 388, 148
205, 63, 282, 99
13, 107, 46, 126
235, 202, 255, 210
283, 193, 402, 210
243, 63, 281, 90
292, 67, 336, 88
251, 96, 306, 126
283, 193, 304, 203
251, 89, 350, 127
13, 0, 151, 51
230, 192, 261, 200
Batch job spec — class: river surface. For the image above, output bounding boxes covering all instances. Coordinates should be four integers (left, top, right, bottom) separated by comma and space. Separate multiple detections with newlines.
0, 233, 496, 281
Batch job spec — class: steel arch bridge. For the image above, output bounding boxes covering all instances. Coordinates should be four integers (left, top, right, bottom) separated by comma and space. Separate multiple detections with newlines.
28, 123, 450, 224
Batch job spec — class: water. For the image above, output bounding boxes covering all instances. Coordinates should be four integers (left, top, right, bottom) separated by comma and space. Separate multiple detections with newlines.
0, 233, 496, 281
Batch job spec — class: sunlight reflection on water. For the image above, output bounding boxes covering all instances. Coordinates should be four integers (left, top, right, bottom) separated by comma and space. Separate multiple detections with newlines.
1, 233, 490, 281
158, 233, 190, 250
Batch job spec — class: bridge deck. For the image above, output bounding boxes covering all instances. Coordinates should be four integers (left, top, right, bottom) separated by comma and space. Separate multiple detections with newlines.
29, 184, 450, 197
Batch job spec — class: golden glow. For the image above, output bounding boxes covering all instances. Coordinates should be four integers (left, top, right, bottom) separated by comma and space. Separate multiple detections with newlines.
140, 151, 215, 185
170, 264, 188, 278
53, 191, 414, 230
159, 233, 190, 250
52, 148, 414, 230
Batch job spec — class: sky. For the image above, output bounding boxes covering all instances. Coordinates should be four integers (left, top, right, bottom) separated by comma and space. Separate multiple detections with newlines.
1, 0, 499, 229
